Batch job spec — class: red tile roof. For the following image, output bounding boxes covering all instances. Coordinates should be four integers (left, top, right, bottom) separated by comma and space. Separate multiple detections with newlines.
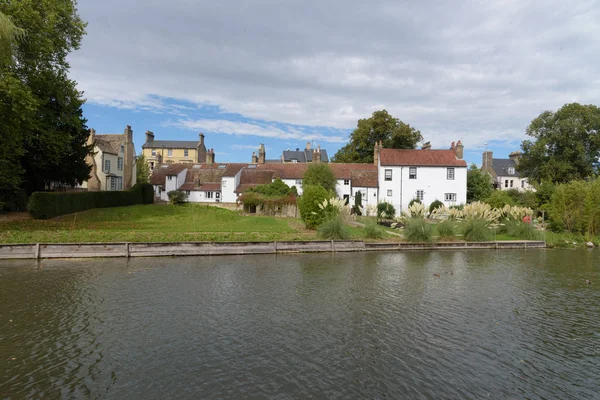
254, 163, 377, 180
379, 149, 467, 167
236, 169, 280, 193
199, 182, 221, 191
149, 164, 188, 185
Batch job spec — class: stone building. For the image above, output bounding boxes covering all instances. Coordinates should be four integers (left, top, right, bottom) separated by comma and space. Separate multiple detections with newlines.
141, 131, 209, 171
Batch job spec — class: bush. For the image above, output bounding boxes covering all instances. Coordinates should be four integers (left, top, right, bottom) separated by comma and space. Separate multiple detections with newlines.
506, 189, 537, 209
364, 220, 384, 239
0, 189, 28, 212
352, 191, 363, 215
168, 190, 188, 205
377, 202, 396, 219
29, 190, 144, 220
298, 184, 329, 229
132, 183, 154, 204
437, 220, 455, 239
408, 198, 421, 207
462, 219, 490, 242
429, 199, 444, 214
484, 190, 514, 209
404, 218, 432, 242
507, 221, 539, 240
248, 178, 293, 196
303, 163, 337, 192
317, 215, 350, 240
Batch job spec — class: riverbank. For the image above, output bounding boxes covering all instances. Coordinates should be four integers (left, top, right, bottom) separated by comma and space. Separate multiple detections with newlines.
0, 240, 546, 260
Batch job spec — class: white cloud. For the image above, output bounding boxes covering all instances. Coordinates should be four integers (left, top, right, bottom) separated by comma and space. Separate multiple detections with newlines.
70, 0, 600, 148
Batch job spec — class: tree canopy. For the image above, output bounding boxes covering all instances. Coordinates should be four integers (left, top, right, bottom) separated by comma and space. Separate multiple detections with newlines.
467, 164, 493, 203
0, 0, 90, 208
518, 103, 600, 184
136, 155, 151, 184
332, 110, 422, 163
302, 163, 337, 193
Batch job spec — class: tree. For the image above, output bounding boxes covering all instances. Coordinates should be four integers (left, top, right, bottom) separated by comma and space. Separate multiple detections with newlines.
518, 103, 600, 184
332, 110, 422, 163
467, 164, 493, 203
136, 155, 151, 184
302, 163, 337, 193
297, 185, 329, 229
0, 1, 91, 195
0, 10, 25, 65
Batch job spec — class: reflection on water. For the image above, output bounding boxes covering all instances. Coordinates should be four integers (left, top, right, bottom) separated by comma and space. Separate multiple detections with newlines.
1, 250, 599, 399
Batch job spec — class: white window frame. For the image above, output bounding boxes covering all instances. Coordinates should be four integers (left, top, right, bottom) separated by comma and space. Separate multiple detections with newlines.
110, 177, 117, 191
184, 149, 189, 157
104, 159, 110, 172
445, 193, 456, 202
447, 168, 455, 180
206, 191, 213, 199
343, 179, 350, 185
508, 167, 515, 175
385, 169, 392, 181
510, 180, 514, 188
120, 145, 124, 154
416, 190, 424, 201
168, 149, 173, 157
505, 180, 509, 188
295, 180, 302, 185
167, 176, 173, 181
387, 189, 392, 196
409, 167, 417, 179
151, 149, 156, 156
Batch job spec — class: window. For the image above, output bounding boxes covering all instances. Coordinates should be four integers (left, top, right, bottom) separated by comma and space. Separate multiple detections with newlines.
120, 145, 124, 153
167, 176, 173, 181
343, 194, 349, 205
445, 193, 456, 202
118, 177, 123, 191
521, 180, 525, 188
387, 190, 393, 196
104, 159, 110, 172
505, 180, 509, 188
184, 149, 189, 157
222, 180, 227, 188
510, 180, 514, 188
206, 192, 213, 199
344, 179, 350, 185
416, 190, 424, 201
168, 149, 173, 157
409, 167, 417, 179
291, 159, 298, 163
150, 162, 154, 170
447, 168, 455, 180
110, 177, 117, 191
508, 167, 515, 175
118, 157, 123, 171
295, 180, 302, 185
152, 149, 156, 156
185, 191, 191, 196
385, 169, 392, 181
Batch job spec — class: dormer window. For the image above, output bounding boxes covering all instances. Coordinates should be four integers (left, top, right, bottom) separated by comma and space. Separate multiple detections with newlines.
508, 167, 515, 175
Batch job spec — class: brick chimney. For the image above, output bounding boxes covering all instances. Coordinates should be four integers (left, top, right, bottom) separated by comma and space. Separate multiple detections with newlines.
306, 141, 311, 150
197, 132, 207, 163
211, 148, 215, 164
509, 151, 522, 165
251, 152, 258, 164
374, 140, 382, 166
123, 125, 134, 189
205, 149, 214, 165
145, 130, 154, 144
482, 151, 493, 172
422, 141, 432, 150
455, 140, 464, 159
313, 145, 321, 163
258, 144, 266, 164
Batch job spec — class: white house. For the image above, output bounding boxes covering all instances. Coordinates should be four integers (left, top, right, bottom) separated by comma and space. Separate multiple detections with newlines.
81, 126, 137, 191
377, 141, 467, 215
482, 151, 533, 191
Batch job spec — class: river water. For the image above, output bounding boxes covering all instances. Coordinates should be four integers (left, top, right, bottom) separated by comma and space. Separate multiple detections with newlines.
1, 250, 599, 399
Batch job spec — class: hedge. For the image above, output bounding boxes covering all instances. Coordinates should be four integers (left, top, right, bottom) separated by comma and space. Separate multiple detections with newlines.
29, 183, 154, 219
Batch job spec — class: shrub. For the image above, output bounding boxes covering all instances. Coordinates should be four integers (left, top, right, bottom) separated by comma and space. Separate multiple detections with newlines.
404, 218, 432, 242
484, 190, 514, 209
298, 184, 329, 229
507, 221, 539, 240
377, 202, 396, 219
1, 189, 28, 212
317, 215, 350, 240
437, 220, 455, 239
462, 219, 490, 242
363, 220, 384, 239
408, 198, 421, 207
429, 199, 444, 214
132, 183, 154, 204
28, 190, 144, 220
247, 178, 293, 196
352, 190, 363, 215
168, 190, 188, 205
302, 163, 337, 192
506, 189, 538, 209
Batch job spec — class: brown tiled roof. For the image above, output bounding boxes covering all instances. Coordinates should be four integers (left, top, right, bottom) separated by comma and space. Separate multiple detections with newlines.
379, 149, 467, 167
223, 163, 248, 177
95, 134, 123, 154
236, 169, 280, 193
329, 163, 377, 179
199, 182, 221, 191
351, 170, 378, 188
253, 162, 377, 180
149, 164, 188, 185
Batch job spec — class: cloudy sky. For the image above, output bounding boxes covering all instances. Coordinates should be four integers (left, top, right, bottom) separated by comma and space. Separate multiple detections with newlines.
69, 0, 600, 165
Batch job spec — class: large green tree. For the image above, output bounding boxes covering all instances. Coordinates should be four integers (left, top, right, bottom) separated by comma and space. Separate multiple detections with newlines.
0, 0, 91, 198
0, 10, 25, 65
467, 164, 493, 203
136, 154, 151, 184
302, 163, 337, 193
332, 110, 422, 163
519, 103, 600, 184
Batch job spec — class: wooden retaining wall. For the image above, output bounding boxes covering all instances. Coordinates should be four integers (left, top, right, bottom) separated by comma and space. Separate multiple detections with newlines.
0, 240, 546, 260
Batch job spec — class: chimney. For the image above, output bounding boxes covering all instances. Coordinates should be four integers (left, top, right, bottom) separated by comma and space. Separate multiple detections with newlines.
211, 148, 215, 164
482, 151, 493, 172
306, 141, 311, 150
145, 130, 154, 144
374, 140, 381, 166
258, 143, 266, 164
205, 149, 213, 165
123, 125, 134, 189
251, 152, 258, 164
87, 128, 96, 146
455, 140, 464, 160
313, 145, 321, 163
450, 141, 456, 151
197, 132, 207, 163
509, 151, 522, 165
422, 141, 432, 150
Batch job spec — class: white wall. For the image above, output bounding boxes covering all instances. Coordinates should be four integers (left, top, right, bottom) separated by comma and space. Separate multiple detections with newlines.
161, 168, 188, 201
282, 178, 304, 195
336, 179, 351, 199
496, 176, 534, 192
186, 190, 221, 203
351, 187, 378, 207
221, 168, 244, 203
378, 165, 467, 215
